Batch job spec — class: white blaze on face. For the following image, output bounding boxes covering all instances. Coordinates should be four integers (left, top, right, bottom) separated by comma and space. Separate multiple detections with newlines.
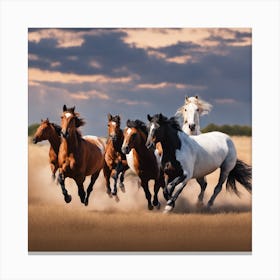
65, 112, 72, 119
111, 121, 116, 127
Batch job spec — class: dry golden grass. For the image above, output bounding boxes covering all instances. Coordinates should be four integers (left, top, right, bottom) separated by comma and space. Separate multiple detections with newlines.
28, 136, 252, 252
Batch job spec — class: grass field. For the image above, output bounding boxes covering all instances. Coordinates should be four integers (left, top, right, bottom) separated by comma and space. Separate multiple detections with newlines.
28, 136, 252, 252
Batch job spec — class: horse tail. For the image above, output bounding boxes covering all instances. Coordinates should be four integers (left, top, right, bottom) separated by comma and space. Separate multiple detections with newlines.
226, 159, 252, 197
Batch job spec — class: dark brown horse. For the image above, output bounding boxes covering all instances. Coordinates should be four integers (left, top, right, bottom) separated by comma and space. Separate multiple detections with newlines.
103, 114, 128, 197
32, 118, 61, 180
121, 119, 165, 210
58, 105, 105, 205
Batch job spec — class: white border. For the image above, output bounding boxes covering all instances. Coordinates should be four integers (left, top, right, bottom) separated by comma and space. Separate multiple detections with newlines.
1, 1, 279, 279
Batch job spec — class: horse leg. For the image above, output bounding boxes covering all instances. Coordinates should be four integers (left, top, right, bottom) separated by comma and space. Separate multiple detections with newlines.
57, 172, 72, 203
152, 179, 161, 209
141, 178, 153, 210
103, 164, 112, 196
73, 176, 86, 204
119, 165, 128, 192
50, 163, 56, 181
84, 170, 100, 206
196, 176, 207, 206
165, 175, 188, 212
207, 170, 228, 208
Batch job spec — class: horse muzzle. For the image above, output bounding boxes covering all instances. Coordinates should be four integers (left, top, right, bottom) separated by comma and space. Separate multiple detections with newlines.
32, 137, 38, 144
121, 145, 130, 154
189, 123, 196, 132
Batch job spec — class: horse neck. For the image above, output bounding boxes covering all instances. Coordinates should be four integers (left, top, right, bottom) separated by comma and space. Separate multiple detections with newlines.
65, 130, 80, 154
113, 129, 124, 152
133, 130, 149, 157
160, 125, 185, 164
48, 126, 61, 154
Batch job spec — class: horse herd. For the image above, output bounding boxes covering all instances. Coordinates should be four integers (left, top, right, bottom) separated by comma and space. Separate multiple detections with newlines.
32, 96, 252, 213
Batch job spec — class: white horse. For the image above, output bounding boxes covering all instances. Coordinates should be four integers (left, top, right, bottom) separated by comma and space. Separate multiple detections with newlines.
175, 95, 213, 205
176, 95, 212, 135
146, 114, 251, 213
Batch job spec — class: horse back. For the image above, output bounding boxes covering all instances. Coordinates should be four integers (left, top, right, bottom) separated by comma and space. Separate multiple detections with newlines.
81, 136, 105, 174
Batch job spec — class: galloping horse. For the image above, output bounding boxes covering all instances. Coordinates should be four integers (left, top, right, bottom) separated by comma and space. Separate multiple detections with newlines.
176, 96, 212, 135
175, 95, 212, 205
146, 114, 251, 213
32, 118, 61, 180
103, 114, 128, 197
58, 105, 105, 205
121, 119, 165, 210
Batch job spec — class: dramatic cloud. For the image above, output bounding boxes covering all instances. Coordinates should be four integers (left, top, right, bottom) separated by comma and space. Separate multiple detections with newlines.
28, 28, 251, 136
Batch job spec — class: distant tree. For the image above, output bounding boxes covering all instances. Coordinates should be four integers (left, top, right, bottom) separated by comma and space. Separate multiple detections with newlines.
201, 123, 252, 136
28, 123, 40, 136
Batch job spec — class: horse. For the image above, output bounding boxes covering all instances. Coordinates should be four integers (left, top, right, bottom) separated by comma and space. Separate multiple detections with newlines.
121, 119, 166, 210
146, 113, 251, 213
57, 105, 105, 205
103, 114, 129, 197
32, 118, 61, 180
176, 95, 212, 135
175, 95, 212, 205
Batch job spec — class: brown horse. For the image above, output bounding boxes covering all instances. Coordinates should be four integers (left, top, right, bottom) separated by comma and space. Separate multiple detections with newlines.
103, 114, 128, 197
58, 105, 105, 205
32, 118, 61, 180
121, 119, 165, 210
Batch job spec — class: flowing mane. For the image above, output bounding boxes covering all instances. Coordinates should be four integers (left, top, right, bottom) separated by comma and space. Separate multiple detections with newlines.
51, 122, 62, 136
176, 96, 212, 117
153, 114, 182, 131
127, 119, 148, 137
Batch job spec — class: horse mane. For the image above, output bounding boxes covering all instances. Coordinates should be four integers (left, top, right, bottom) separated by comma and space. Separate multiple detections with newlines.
152, 114, 182, 131
127, 119, 148, 137
51, 122, 62, 136
175, 96, 212, 118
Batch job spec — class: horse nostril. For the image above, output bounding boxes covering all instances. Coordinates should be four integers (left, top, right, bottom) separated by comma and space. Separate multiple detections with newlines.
189, 124, 196, 131
32, 138, 37, 144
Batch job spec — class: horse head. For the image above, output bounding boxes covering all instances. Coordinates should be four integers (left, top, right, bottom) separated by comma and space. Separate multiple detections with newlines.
107, 113, 121, 141
32, 118, 51, 144
61, 105, 85, 138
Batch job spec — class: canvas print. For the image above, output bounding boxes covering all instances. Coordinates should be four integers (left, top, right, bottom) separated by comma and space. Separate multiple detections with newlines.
28, 28, 252, 252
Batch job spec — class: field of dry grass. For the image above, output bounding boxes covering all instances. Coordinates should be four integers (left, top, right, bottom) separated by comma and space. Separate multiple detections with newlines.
28, 136, 252, 252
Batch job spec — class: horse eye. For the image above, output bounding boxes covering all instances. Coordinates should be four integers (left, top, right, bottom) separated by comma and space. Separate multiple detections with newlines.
184, 109, 187, 112
196, 109, 199, 112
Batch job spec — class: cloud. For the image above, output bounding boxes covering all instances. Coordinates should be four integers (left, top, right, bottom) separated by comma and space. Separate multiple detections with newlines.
28, 28, 252, 135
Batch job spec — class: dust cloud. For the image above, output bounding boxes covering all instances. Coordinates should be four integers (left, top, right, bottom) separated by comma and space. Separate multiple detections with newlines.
28, 139, 251, 213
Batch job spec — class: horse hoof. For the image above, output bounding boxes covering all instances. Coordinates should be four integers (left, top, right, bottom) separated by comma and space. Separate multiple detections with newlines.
163, 204, 173, 213
155, 202, 161, 210
84, 199, 88, 206
120, 184, 126, 193
148, 204, 154, 211
115, 195, 120, 202
64, 195, 72, 203
196, 200, 204, 208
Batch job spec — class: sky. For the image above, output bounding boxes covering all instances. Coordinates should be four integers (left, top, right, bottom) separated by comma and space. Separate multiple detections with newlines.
28, 28, 252, 136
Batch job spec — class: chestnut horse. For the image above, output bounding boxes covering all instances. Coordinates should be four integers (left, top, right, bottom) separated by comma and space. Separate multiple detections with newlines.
58, 105, 105, 205
103, 114, 128, 197
121, 119, 165, 210
32, 118, 61, 180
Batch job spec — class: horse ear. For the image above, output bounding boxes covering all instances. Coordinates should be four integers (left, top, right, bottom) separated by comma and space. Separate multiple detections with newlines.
41, 118, 43, 122
159, 113, 163, 122
195, 95, 199, 99
107, 113, 112, 121
46, 118, 49, 123
185, 96, 189, 102
73, 106, 75, 112
63, 105, 67, 112
147, 114, 152, 121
